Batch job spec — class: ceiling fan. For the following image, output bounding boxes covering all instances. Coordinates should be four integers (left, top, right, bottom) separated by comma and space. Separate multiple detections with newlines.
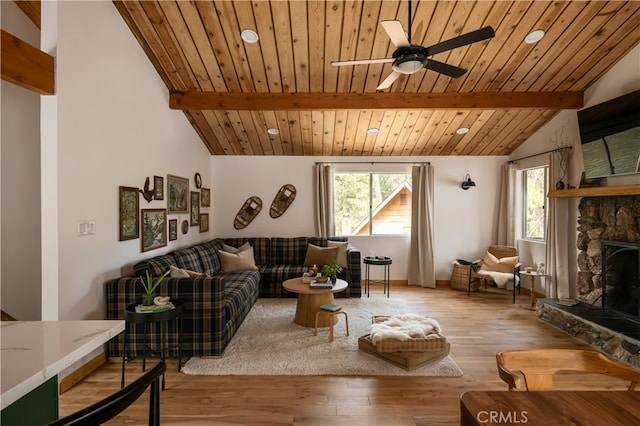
331, 4, 495, 90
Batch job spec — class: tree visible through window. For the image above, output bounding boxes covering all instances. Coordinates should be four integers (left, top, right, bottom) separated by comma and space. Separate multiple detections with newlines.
523, 167, 547, 240
334, 173, 412, 235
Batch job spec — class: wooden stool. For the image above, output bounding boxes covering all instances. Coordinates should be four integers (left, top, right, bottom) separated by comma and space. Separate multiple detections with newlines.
314, 304, 349, 342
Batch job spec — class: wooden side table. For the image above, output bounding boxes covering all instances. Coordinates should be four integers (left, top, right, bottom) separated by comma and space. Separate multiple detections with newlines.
364, 256, 392, 298
121, 299, 184, 390
519, 271, 546, 310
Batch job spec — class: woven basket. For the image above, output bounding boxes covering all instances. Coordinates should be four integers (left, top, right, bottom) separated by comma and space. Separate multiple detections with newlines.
370, 316, 448, 353
450, 263, 479, 291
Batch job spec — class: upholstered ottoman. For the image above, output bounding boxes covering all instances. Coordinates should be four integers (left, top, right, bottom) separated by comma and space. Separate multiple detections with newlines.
358, 314, 449, 371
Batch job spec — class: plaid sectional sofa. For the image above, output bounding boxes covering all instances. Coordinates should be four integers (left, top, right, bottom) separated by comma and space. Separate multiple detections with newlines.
105, 236, 361, 358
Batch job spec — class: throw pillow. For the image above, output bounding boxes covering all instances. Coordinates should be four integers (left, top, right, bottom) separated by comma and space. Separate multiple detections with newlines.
303, 244, 338, 267
170, 265, 211, 278
218, 246, 258, 272
482, 251, 518, 274
169, 265, 190, 278
328, 240, 349, 268
222, 242, 251, 254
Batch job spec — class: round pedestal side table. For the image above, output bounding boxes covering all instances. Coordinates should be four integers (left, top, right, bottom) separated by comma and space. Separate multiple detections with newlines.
364, 256, 392, 298
121, 299, 184, 390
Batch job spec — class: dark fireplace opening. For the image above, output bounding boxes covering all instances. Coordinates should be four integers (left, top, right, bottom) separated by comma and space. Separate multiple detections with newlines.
601, 240, 640, 321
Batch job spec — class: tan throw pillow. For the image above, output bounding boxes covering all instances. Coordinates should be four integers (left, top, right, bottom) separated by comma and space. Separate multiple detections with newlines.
328, 240, 348, 268
303, 244, 338, 267
169, 265, 190, 278
222, 242, 251, 254
483, 251, 518, 273
218, 246, 258, 272
170, 265, 210, 278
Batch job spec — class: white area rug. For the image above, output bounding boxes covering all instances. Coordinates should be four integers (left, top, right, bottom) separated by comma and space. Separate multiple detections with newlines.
182, 298, 463, 376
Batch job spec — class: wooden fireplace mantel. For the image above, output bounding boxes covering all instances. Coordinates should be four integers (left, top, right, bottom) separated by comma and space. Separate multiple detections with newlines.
548, 184, 640, 198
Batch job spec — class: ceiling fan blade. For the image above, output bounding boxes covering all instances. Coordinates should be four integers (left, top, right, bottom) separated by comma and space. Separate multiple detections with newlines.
426, 26, 495, 56
376, 71, 402, 90
425, 59, 467, 78
381, 20, 410, 47
331, 58, 395, 67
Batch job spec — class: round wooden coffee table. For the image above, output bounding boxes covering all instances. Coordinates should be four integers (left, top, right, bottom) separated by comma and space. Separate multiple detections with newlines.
282, 278, 348, 327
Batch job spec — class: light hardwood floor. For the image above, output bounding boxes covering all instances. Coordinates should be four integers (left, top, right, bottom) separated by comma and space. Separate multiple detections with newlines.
58, 285, 632, 425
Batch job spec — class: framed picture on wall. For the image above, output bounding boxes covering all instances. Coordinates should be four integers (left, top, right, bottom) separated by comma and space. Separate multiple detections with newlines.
169, 218, 177, 241
199, 213, 209, 233
141, 208, 167, 252
190, 191, 200, 226
153, 176, 164, 200
119, 186, 139, 241
201, 187, 210, 207
167, 174, 188, 214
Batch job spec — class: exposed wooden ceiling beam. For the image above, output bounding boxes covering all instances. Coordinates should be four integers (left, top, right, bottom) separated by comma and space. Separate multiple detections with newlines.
1, 30, 54, 95
169, 91, 584, 111
13, 1, 41, 29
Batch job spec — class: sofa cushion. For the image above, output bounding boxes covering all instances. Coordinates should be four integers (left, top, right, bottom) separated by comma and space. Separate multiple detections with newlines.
133, 254, 177, 277
270, 237, 309, 265
173, 247, 205, 273
303, 243, 338, 267
170, 265, 210, 278
218, 246, 259, 272
197, 240, 223, 275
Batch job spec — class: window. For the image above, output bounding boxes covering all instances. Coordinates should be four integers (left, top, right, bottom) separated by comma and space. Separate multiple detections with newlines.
334, 172, 412, 235
523, 167, 548, 240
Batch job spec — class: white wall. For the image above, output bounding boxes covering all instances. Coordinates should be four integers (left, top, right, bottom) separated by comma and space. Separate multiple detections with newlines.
54, 1, 212, 320
510, 44, 640, 294
211, 155, 506, 281
1, 1, 42, 320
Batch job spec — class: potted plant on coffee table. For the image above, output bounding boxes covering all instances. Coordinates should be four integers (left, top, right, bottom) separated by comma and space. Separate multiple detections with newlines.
322, 261, 343, 283
139, 270, 170, 305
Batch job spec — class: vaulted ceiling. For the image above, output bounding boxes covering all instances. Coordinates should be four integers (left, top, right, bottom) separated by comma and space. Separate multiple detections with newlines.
114, 1, 640, 156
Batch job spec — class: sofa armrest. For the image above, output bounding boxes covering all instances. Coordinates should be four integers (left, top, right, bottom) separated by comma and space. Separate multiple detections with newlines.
346, 246, 361, 297
105, 276, 226, 357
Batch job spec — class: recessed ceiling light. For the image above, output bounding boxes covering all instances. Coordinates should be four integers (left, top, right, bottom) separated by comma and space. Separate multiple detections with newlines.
525, 30, 545, 44
367, 128, 379, 135
456, 127, 469, 135
267, 128, 279, 135
241, 29, 259, 44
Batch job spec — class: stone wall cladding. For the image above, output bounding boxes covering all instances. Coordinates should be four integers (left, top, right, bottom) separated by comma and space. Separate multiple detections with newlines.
576, 195, 640, 305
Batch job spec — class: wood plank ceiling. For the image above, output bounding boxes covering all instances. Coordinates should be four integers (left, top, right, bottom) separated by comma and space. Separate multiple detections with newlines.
114, 1, 640, 156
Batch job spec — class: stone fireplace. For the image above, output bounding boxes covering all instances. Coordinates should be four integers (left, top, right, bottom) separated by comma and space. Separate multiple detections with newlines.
537, 193, 640, 367
576, 196, 640, 308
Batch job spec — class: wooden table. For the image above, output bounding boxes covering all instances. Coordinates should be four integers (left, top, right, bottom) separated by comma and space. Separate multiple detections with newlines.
519, 271, 546, 310
460, 390, 640, 426
282, 278, 347, 327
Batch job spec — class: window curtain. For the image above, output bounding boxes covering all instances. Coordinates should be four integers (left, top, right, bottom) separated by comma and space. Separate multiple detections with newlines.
496, 162, 517, 246
545, 152, 571, 298
408, 164, 435, 288
313, 163, 335, 238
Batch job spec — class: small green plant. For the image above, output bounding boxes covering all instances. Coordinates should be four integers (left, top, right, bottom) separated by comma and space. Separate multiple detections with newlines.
322, 261, 343, 279
139, 270, 170, 305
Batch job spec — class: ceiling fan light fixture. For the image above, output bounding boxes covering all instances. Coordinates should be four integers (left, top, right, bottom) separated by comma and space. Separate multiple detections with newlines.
456, 127, 469, 135
392, 55, 425, 74
267, 128, 279, 135
241, 29, 259, 44
525, 30, 545, 44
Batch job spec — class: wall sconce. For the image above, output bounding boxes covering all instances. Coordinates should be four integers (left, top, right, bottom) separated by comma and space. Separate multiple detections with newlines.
461, 174, 476, 190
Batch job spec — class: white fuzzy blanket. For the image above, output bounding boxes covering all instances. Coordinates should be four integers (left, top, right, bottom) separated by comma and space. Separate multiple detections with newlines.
477, 269, 519, 288
370, 313, 442, 343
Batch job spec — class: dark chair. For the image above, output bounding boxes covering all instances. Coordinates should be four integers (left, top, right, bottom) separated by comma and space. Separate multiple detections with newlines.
46, 361, 166, 426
